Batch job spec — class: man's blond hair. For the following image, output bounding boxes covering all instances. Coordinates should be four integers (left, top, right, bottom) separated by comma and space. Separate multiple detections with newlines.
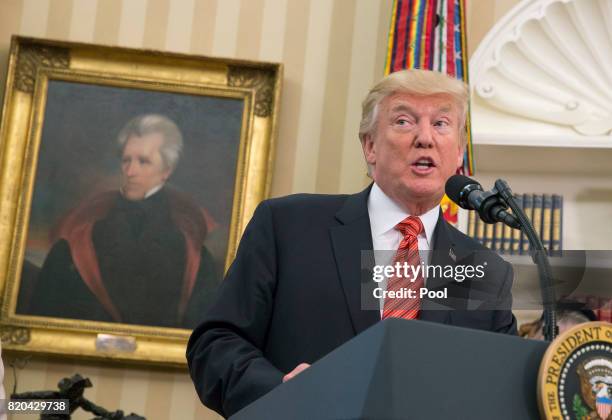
358, 69, 468, 147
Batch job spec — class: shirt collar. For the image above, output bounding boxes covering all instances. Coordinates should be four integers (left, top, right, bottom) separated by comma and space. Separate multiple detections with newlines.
144, 183, 164, 198
368, 182, 440, 246
120, 183, 165, 200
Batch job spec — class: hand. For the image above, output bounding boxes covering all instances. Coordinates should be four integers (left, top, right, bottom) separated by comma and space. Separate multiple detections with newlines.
282, 363, 311, 382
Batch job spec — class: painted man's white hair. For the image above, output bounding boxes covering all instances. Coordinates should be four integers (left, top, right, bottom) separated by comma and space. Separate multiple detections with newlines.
117, 114, 183, 171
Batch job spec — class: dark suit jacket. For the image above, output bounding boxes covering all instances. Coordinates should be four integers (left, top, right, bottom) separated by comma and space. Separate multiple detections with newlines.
187, 186, 517, 417
27, 188, 219, 329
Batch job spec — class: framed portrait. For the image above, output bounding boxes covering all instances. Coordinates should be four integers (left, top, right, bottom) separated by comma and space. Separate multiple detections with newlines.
0, 37, 281, 365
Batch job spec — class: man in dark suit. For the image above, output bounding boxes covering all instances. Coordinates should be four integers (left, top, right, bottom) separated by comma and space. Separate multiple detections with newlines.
187, 70, 517, 417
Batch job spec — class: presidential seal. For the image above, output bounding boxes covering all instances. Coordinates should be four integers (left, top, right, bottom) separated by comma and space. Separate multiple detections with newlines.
538, 322, 612, 420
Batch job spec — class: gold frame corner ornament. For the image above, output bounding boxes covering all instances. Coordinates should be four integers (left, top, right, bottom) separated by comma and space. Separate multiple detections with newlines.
15, 41, 70, 93
0, 36, 283, 366
0, 325, 31, 345
227, 65, 277, 118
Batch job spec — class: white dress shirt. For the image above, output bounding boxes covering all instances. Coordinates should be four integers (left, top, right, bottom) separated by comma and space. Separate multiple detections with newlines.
120, 183, 165, 199
367, 183, 440, 315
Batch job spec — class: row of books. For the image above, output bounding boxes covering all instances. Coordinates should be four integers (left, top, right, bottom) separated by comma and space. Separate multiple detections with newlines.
466, 194, 563, 254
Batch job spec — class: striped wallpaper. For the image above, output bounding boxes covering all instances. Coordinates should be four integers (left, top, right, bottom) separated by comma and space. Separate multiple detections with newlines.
0, 0, 519, 418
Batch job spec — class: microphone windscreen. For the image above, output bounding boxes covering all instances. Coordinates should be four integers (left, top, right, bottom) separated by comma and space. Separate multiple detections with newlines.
445, 174, 479, 204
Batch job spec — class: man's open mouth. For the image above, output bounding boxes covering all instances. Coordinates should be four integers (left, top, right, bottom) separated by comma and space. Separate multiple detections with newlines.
412, 157, 435, 168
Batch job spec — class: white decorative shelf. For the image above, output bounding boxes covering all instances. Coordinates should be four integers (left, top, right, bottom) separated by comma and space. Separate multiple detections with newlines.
473, 143, 612, 175
472, 134, 612, 149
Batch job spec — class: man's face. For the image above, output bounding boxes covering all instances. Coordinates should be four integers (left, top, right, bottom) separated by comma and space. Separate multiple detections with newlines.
361, 92, 464, 213
121, 132, 171, 201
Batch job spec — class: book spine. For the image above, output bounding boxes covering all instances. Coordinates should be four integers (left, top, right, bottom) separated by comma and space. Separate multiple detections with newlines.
467, 210, 476, 239
475, 214, 485, 246
542, 194, 552, 251
502, 217, 512, 254
532, 194, 543, 253
511, 194, 523, 255
484, 222, 494, 249
494, 222, 504, 253
521, 194, 533, 255
551, 194, 563, 252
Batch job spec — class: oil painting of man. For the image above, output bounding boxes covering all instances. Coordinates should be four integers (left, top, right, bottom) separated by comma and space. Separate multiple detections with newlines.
24, 114, 221, 328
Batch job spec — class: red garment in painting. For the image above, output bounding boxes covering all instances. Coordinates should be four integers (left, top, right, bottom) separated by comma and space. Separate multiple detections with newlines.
51, 187, 208, 323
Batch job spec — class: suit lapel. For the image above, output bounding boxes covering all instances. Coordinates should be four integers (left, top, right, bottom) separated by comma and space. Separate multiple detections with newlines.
420, 213, 474, 323
330, 186, 380, 335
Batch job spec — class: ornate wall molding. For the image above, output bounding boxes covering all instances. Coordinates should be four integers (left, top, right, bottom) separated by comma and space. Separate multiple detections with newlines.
470, 0, 612, 136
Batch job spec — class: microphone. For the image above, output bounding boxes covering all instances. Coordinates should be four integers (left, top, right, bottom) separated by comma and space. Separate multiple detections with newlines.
445, 175, 520, 229
447, 176, 558, 341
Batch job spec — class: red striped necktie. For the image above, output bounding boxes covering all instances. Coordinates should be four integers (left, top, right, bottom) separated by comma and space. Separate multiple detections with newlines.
382, 215, 424, 320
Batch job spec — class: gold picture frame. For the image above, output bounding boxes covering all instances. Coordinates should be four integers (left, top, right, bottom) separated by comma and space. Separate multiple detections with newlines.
0, 36, 282, 366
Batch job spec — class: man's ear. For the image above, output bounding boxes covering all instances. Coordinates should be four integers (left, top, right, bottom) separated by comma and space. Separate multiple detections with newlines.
361, 134, 376, 165
456, 144, 465, 168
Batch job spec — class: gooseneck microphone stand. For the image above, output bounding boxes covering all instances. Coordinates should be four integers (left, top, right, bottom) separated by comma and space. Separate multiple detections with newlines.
494, 179, 558, 342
